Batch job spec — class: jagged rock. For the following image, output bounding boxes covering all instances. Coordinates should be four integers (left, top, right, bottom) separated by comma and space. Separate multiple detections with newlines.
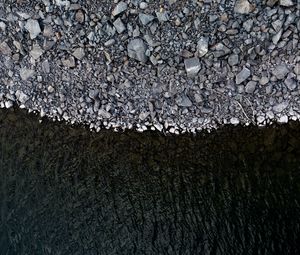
127, 38, 148, 63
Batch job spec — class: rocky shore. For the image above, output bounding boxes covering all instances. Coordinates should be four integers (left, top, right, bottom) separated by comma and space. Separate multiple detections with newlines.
0, 0, 299, 133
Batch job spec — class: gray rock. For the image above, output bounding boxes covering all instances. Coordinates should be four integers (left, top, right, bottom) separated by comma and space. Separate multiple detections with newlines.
176, 95, 193, 107
20, 68, 35, 80
16, 90, 29, 104
112, 2, 127, 16
72, 48, 85, 60
139, 13, 155, 26
212, 43, 231, 58
234, 0, 254, 14
294, 63, 300, 75
236, 67, 251, 84
272, 29, 282, 44
230, 117, 240, 125
197, 37, 209, 57
243, 19, 253, 32
228, 54, 239, 66
127, 38, 148, 63
272, 64, 289, 80
156, 11, 169, 22
273, 101, 289, 113
184, 57, 201, 77
0, 41, 12, 55
284, 77, 297, 90
259, 76, 269, 85
25, 19, 41, 39
245, 81, 257, 93
30, 44, 44, 60
279, 0, 294, 6
113, 18, 126, 34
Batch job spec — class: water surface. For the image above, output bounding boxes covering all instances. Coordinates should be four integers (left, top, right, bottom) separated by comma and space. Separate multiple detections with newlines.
0, 108, 300, 254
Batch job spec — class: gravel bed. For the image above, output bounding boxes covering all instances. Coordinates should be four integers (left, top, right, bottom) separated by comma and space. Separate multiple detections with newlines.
0, 0, 299, 133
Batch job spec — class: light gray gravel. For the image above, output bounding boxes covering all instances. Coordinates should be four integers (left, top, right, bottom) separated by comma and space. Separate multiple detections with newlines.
0, 0, 299, 133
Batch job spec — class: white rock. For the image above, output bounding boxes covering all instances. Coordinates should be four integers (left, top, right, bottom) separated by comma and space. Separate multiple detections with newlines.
20, 68, 35, 80
234, 0, 254, 14
25, 19, 41, 39
230, 117, 240, 125
279, 0, 294, 6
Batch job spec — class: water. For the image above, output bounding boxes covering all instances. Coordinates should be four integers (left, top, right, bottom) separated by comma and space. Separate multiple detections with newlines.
0, 108, 300, 254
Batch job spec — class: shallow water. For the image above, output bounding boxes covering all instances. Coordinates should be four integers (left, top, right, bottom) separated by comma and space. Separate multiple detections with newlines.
0, 108, 300, 254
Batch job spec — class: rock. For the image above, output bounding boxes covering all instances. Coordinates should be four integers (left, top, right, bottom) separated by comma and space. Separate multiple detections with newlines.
20, 68, 35, 80
156, 11, 169, 22
113, 18, 126, 33
234, 0, 255, 14
272, 64, 289, 80
139, 13, 155, 26
0, 41, 12, 55
272, 29, 282, 44
176, 95, 193, 107
230, 117, 240, 125
25, 19, 41, 39
236, 67, 251, 84
184, 57, 201, 77
212, 43, 231, 58
273, 101, 289, 113
259, 76, 269, 85
127, 38, 148, 63
72, 48, 85, 60
30, 44, 44, 60
228, 54, 239, 66
16, 91, 29, 104
112, 2, 127, 16
245, 81, 257, 93
197, 37, 209, 57
279, 0, 294, 6
75, 10, 85, 23
278, 115, 288, 123
284, 76, 297, 90
294, 63, 300, 75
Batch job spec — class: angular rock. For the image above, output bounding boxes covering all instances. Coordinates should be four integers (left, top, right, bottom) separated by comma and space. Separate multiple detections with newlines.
127, 38, 148, 63
184, 57, 201, 77
30, 44, 44, 60
272, 64, 289, 80
234, 0, 254, 14
72, 48, 85, 60
273, 101, 289, 113
0, 41, 12, 55
25, 19, 41, 39
113, 18, 126, 34
20, 68, 35, 80
236, 67, 251, 84
197, 37, 209, 57
156, 11, 169, 22
279, 0, 294, 6
112, 2, 127, 16
139, 13, 155, 26
176, 95, 193, 107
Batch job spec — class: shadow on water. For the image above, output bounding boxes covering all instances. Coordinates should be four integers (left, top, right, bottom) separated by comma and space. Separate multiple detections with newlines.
0, 108, 300, 254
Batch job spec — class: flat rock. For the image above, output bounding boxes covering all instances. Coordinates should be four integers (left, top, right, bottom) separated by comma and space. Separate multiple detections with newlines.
72, 48, 85, 60
139, 13, 155, 26
184, 57, 201, 77
112, 2, 127, 16
127, 38, 148, 63
25, 19, 41, 39
245, 81, 257, 93
30, 44, 44, 60
279, 0, 295, 6
236, 67, 251, 84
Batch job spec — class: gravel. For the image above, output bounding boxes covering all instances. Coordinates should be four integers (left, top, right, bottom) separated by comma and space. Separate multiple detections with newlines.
0, 0, 299, 134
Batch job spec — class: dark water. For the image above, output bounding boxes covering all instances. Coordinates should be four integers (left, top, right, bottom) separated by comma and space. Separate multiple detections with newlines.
0, 108, 300, 255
